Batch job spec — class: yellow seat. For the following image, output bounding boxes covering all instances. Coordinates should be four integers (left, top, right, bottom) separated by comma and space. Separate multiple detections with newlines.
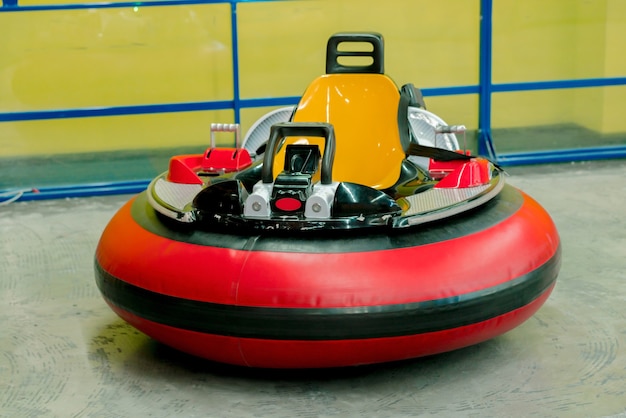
274, 73, 406, 190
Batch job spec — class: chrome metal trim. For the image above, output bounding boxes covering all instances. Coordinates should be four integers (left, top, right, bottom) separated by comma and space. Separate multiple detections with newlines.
394, 170, 505, 228
146, 174, 199, 223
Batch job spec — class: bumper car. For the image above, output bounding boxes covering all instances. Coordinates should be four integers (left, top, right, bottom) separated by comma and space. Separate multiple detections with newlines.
95, 32, 561, 368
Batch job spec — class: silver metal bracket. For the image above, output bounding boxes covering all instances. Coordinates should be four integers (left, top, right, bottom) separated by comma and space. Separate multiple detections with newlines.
304, 182, 340, 219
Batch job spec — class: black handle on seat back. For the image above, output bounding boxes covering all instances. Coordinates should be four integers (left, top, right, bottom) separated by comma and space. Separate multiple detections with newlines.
261, 122, 336, 185
326, 32, 384, 74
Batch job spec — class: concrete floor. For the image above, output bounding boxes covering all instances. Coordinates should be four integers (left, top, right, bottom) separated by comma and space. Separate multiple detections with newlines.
1, 160, 625, 418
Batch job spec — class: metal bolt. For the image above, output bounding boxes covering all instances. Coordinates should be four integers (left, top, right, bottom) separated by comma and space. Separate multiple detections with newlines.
312, 203, 322, 213
252, 202, 261, 212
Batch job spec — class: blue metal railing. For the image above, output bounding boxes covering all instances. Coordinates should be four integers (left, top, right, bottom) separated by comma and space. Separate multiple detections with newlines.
1, 0, 625, 201
476, 0, 626, 166
477, 0, 495, 160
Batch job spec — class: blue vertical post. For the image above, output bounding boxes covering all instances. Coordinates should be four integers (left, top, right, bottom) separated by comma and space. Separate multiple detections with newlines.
230, 0, 241, 126
478, 0, 497, 159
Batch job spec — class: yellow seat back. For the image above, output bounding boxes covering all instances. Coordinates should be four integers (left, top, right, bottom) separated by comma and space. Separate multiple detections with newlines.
273, 73, 405, 190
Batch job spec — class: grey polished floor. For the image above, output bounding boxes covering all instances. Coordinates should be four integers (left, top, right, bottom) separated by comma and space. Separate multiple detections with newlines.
1, 160, 625, 417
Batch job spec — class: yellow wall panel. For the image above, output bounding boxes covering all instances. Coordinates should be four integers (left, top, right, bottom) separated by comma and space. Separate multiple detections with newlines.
605, 0, 626, 76
237, 0, 480, 99
492, 0, 609, 83
0, 5, 233, 112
